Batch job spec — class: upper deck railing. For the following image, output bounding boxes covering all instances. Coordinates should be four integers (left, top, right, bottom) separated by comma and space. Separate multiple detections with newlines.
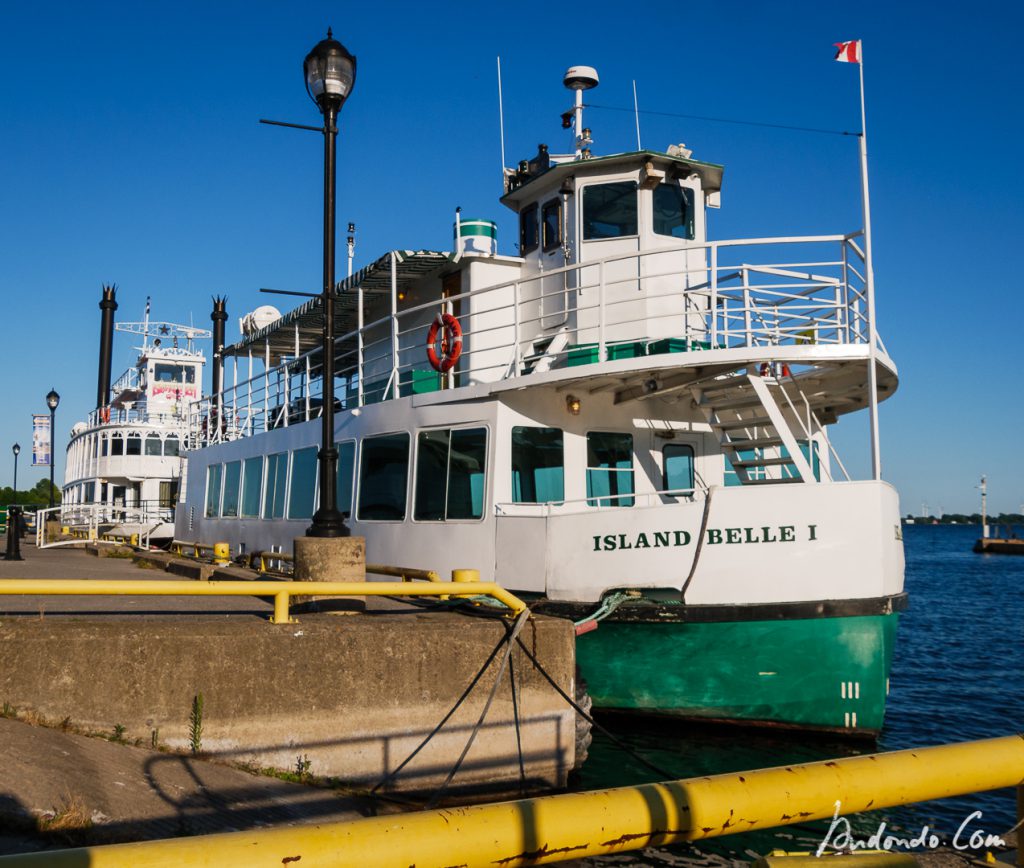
188, 233, 876, 447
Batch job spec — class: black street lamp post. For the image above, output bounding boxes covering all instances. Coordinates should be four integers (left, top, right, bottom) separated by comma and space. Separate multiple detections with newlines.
304, 29, 355, 539
11, 443, 19, 501
46, 389, 60, 509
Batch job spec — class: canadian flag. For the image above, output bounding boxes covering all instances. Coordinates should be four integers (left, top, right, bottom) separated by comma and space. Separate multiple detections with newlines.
834, 40, 861, 63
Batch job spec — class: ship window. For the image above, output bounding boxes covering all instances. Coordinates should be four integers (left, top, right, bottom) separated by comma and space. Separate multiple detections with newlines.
357, 432, 410, 521
663, 443, 695, 494
101, 436, 109, 457
145, 433, 162, 456
415, 427, 487, 521
511, 426, 564, 504
653, 183, 695, 239
205, 464, 223, 518
541, 199, 561, 251
240, 456, 263, 517
582, 182, 638, 240
153, 363, 196, 383
84, 481, 95, 502
126, 433, 142, 456
221, 460, 241, 518
519, 205, 539, 254
110, 433, 124, 456
288, 446, 319, 520
164, 436, 180, 457
263, 452, 288, 519
336, 441, 355, 517
586, 432, 635, 507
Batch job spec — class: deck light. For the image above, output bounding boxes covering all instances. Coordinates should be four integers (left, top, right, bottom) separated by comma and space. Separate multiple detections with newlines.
566, 395, 582, 416
45, 388, 60, 509
304, 30, 356, 539
11, 443, 20, 500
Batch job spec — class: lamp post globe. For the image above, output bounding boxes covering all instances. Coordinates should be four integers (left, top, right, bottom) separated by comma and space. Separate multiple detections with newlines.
46, 388, 60, 509
11, 443, 19, 501
304, 30, 355, 539
303, 29, 356, 114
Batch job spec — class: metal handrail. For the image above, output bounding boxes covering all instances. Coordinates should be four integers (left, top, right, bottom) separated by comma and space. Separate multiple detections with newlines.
0, 578, 527, 623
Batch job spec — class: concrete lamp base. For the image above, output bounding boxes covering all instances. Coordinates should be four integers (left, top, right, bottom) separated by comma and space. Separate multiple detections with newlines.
292, 536, 366, 613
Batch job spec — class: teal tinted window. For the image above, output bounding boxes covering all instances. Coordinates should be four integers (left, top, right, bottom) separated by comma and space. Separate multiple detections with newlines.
511, 427, 564, 504
653, 184, 695, 239
415, 428, 487, 521
145, 433, 162, 456
663, 444, 695, 493
263, 452, 288, 519
336, 441, 355, 516
204, 464, 222, 518
358, 433, 409, 521
583, 182, 638, 240
586, 432, 634, 507
221, 460, 241, 517
164, 436, 180, 457
288, 446, 319, 519
240, 456, 263, 517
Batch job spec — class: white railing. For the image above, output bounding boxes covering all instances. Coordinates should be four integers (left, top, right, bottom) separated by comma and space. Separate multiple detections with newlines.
35, 502, 171, 549
189, 233, 873, 448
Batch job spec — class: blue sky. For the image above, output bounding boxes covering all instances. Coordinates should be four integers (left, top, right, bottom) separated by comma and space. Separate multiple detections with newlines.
2, 1, 1021, 514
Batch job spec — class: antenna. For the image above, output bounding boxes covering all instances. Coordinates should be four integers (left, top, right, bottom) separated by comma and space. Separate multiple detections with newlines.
496, 57, 507, 180
632, 80, 642, 150
563, 66, 599, 159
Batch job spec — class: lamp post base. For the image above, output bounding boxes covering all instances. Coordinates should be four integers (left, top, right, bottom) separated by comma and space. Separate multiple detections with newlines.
292, 535, 366, 613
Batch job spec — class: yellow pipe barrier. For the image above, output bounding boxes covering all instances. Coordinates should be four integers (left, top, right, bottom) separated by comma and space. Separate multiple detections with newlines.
0, 579, 527, 622
1, 734, 1021, 867
367, 563, 442, 582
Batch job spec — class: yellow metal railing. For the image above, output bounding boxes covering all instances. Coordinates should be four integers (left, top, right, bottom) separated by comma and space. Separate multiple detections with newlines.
1, 735, 1020, 866
0, 578, 526, 622
170, 539, 231, 565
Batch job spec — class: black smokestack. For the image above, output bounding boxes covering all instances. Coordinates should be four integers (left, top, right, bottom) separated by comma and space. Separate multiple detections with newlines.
211, 296, 228, 401
97, 284, 118, 409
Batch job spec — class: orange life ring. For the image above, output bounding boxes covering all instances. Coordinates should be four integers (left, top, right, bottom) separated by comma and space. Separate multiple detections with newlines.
426, 313, 463, 373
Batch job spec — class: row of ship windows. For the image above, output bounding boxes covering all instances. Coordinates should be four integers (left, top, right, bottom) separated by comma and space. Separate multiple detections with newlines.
84, 432, 181, 458
203, 426, 696, 523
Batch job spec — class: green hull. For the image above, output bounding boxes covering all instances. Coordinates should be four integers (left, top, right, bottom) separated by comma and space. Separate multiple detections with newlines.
576, 612, 899, 734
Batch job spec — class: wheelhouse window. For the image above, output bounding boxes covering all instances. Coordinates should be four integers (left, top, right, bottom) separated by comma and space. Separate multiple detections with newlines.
240, 456, 263, 518
221, 460, 242, 517
582, 182, 638, 240
288, 446, 319, 520
511, 427, 564, 504
336, 441, 355, 517
415, 427, 487, 521
153, 363, 196, 383
586, 432, 635, 507
145, 433, 162, 456
541, 199, 561, 251
358, 433, 410, 521
126, 433, 142, 456
663, 443, 695, 494
101, 435, 109, 457
519, 205, 539, 254
205, 464, 223, 518
652, 183, 695, 239
262, 452, 288, 519
164, 436, 180, 457
110, 433, 124, 456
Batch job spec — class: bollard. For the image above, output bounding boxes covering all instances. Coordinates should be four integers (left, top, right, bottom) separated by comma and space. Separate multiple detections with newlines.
130, 533, 139, 548
212, 542, 230, 565
4, 507, 24, 561
452, 568, 480, 600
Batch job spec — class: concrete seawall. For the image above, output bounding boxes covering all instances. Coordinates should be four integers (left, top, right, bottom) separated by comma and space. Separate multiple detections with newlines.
0, 612, 576, 795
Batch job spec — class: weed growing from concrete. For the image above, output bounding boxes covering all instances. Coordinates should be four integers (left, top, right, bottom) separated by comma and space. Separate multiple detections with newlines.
1, 702, 15, 719
295, 754, 312, 781
151, 727, 160, 749
189, 693, 203, 754
38, 792, 92, 835
60, 716, 72, 732
111, 724, 126, 743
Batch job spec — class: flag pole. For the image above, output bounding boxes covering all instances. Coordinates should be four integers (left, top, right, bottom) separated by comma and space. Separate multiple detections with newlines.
857, 42, 882, 481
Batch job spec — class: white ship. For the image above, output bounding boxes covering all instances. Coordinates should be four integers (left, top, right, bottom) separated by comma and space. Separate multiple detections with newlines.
175, 66, 905, 734
58, 289, 211, 545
